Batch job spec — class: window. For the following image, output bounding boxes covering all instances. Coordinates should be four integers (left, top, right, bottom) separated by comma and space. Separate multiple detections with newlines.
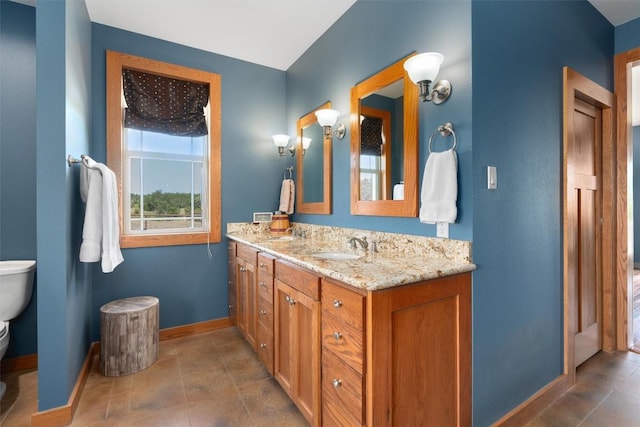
106, 51, 221, 248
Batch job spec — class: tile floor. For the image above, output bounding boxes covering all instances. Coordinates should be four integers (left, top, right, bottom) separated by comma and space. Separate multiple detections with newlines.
526, 350, 640, 426
0, 327, 307, 426
3, 327, 640, 426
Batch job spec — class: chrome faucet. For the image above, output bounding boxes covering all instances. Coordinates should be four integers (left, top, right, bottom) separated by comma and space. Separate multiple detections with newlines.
349, 236, 368, 250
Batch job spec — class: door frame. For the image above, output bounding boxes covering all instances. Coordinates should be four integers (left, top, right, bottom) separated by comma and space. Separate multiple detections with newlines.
563, 67, 616, 385
615, 47, 640, 350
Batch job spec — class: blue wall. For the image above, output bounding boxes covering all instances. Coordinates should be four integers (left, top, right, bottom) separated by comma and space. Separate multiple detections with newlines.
472, 1, 612, 425
615, 17, 640, 54
90, 25, 287, 338
35, 0, 93, 410
287, 0, 473, 238
0, 0, 37, 358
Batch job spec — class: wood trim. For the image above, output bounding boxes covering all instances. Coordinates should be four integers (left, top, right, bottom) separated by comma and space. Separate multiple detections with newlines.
158, 317, 232, 341
492, 375, 569, 427
296, 101, 333, 215
105, 50, 222, 249
31, 343, 98, 427
614, 47, 640, 350
1, 353, 37, 374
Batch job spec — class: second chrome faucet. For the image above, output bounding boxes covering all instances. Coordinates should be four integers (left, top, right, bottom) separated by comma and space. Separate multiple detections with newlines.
349, 236, 368, 250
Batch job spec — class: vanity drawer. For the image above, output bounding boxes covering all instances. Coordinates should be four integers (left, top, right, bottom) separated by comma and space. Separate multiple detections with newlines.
322, 349, 364, 426
322, 312, 364, 373
257, 253, 275, 276
275, 259, 320, 300
256, 322, 274, 375
236, 244, 258, 264
257, 293, 273, 329
257, 277, 273, 303
322, 279, 365, 332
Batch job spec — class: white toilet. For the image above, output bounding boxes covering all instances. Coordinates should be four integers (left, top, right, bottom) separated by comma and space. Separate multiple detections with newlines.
0, 260, 36, 401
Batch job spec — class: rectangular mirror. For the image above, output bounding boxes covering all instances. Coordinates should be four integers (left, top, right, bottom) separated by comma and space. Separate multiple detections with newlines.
350, 53, 419, 216
296, 102, 332, 214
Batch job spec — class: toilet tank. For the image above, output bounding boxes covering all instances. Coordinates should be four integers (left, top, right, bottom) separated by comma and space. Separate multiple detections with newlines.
0, 260, 36, 321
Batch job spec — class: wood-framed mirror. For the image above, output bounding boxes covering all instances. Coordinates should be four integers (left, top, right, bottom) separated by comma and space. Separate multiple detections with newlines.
296, 102, 332, 214
350, 53, 419, 216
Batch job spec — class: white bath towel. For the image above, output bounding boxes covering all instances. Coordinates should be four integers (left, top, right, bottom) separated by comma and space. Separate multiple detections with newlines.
278, 179, 295, 214
419, 149, 458, 224
79, 156, 124, 273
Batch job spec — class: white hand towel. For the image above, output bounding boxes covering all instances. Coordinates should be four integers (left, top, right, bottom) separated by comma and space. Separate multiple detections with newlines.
419, 149, 458, 224
278, 179, 295, 214
79, 156, 124, 273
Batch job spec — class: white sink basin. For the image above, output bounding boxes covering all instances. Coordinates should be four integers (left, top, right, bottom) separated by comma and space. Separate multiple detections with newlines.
270, 236, 294, 241
312, 252, 361, 260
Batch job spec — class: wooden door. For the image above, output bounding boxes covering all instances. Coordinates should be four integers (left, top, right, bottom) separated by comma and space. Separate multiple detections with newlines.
568, 98, 603, 367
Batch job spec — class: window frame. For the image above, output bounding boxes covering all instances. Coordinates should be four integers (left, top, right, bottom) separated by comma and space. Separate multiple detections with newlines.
106, 50, 221, 248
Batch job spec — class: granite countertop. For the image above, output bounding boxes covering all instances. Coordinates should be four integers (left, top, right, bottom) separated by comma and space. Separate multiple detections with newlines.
226, 224, 476, 291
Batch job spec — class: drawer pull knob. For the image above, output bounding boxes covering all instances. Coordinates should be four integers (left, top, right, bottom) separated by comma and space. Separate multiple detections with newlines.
260, 309, 267, 315
260, 262, 267, 269
239, 266, 246, 272
333, 332, 343, 341
285, 295, 296, 305
333, 299, 342, 308
332, 379, 342, 388
260, 343, 267, 349
228, 304, 234, 309
260, 281, 266, 288
228, 280, 233, 286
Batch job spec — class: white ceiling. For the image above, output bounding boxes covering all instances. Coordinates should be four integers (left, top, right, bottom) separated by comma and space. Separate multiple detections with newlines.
83, 0, 357, 71
587, 0, 640, 25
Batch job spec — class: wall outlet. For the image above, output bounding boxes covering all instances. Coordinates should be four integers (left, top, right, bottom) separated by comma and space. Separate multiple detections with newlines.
436, 222, 449, 238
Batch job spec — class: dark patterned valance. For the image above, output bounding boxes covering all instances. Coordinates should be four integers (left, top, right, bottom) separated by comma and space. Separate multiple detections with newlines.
361, 116, 383, 156
122, 69, 209, 137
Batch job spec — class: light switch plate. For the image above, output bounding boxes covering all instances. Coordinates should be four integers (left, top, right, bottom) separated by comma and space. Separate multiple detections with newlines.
436, 222, 449, 238
487, 166, 497, 190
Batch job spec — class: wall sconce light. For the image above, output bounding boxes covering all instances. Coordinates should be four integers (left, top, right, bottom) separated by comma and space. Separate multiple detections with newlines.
272, 134, 295, 156
315, 109, 346, 140
299, 137, 312, 155
403, 52, 452, 104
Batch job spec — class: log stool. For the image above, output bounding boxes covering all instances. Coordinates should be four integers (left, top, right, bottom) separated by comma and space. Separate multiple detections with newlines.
100, 296, 159, 377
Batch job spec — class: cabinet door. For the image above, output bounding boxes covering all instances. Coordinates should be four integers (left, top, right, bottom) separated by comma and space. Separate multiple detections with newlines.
274, 279, 295, 395
274, 279, 321, 427
227, 242, 237, 325
368, 273, 472, 427
236, 257, 257, 350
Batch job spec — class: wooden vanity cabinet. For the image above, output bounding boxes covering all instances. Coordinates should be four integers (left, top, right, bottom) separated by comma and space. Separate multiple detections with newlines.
367, 273, 472, 427
227, 241, 237, 325
236, 243, 258, 350
256, 252, 276, 374
274, 259, 321, 427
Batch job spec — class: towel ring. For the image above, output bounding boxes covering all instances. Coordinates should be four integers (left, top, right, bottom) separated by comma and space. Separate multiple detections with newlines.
428, 122, 457, 153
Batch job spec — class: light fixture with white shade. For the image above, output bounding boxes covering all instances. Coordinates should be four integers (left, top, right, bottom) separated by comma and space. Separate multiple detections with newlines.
299, 137, 312, 155
403, 52, 452, 104
272, 134, 295, 156
315, 109, 346, 140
